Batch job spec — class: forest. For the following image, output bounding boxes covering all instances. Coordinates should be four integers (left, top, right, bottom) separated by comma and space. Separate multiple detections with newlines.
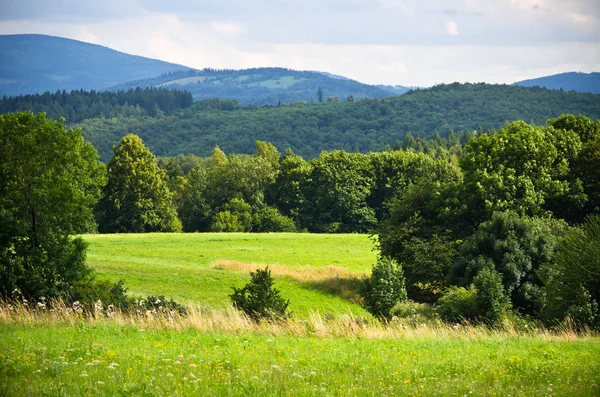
0, 87, 194, 122
1, 109, 599, 328
107, 67, 402, 104
75, 82, 600, 161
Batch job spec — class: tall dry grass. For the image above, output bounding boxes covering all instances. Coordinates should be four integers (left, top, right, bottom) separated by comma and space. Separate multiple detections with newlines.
211, 260, 364, 301
0, 298, 592, 342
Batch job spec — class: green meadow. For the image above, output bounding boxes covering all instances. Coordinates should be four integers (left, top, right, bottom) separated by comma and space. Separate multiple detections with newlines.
83, 233, 377, 316
1, 323, 599, 396
2, 233, 600, 396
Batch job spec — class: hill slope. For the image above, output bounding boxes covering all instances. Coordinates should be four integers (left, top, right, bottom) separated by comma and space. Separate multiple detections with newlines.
0, 34, 191, 97
513, 72, 600, 94
74, 83, 600, 162
0, 34, 402, 104
108, 67, 399, 105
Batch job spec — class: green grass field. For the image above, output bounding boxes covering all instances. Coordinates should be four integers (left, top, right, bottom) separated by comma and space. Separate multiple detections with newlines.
1, 323, 598, 396
83, 233, 377, 316
2, 233, 599, 396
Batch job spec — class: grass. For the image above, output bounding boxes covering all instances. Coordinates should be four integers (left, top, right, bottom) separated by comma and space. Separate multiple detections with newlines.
1, 307, 599, 396
83, 233, 377, 317
2, 228, 600, 395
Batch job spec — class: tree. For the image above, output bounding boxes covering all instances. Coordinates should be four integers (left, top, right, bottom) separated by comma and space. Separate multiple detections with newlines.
300, 151, 376, 232
96, 134, 181, 233
230, 267, 290, 322
359, 258, 407, 320
460, 120, 583, 223
376, 163, 466, 301
317, 87, 323, 103
0, 112, 106, 299
541, 215, 600, 327
450, 211, 566, 314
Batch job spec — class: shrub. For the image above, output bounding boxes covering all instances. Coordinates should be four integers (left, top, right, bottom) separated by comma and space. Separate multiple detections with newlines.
230, 267, 290, 322
252, 206, 297, 232
211, 210, 245, 232
69, 278, 133, 311
359, 257, 407, 320
436, 286, 478, 322
138, 295, 187, 316
473, 267, 511, 322
540, 215, 600, 328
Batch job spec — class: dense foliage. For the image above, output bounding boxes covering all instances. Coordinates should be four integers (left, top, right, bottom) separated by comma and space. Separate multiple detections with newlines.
72, 83, 600, 161
96, 134, 182, 233
0, 88, 194, 122
0, 112, 105, 299
2, 107, 600, 327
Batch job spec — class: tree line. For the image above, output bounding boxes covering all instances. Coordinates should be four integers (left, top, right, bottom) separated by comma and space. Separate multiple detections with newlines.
0, 87, 193, 123
1, 111, 599, 328
72, 83, 600, 161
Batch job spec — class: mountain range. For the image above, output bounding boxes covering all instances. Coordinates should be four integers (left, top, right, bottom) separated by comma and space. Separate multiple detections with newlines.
2, 34, 597, 104
0, 34, 406, 104
513, 72, 600, 94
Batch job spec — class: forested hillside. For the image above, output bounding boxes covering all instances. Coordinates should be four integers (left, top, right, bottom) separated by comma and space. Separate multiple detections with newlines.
514, 72, 600, 94
0, 88, 194, 122
0, 34, 190, 97
107, 67, 399, 105
71, 83, 600, 161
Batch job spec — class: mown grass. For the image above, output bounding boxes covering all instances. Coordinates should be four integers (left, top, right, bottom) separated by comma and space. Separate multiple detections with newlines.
1, 317, 598, 396
83, 233, 376, 317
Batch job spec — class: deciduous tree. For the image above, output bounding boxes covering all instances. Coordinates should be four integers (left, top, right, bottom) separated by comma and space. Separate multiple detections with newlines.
0, 112, 106, 299
96, 134, 181, 233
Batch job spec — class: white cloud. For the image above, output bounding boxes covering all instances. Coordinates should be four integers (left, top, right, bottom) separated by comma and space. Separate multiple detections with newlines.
445, 20, 460, 36
0, 1, 599, 86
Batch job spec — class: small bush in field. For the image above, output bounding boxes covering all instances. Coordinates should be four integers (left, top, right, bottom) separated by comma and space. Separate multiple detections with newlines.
138, 295, 187, 315
473, 267, 511, 322
69, 278, 133, 311
230, 267, 290, 322
359, 257, 407, 320
436, 286, 478, 322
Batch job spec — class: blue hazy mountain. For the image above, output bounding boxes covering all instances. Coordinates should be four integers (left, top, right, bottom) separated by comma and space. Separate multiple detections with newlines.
513, 72, 600, 94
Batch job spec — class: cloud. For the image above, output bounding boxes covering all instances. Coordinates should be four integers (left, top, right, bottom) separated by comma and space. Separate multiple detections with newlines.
445, 20, 460, 36
0, 1, 599, 86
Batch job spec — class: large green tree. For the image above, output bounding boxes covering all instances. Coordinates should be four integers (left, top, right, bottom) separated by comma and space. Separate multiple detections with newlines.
0, 112, 106, 299
300, 151, 376, 233
460, 120, 583, 223
96, 134, 181, 233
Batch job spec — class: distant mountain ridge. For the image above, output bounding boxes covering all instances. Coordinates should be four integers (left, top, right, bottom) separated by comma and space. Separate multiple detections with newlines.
109, 67, 400, 105
513, 72, 600, 94
0, 34, 191, 97
0, 34, 401, 104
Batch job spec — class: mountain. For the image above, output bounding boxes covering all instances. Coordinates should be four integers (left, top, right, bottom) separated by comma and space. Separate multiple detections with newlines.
107, 67, 399, 105
0, 34, 401, 104
73, 83, 600, 162
513, 72, 600, 94
0, 34, 191, 97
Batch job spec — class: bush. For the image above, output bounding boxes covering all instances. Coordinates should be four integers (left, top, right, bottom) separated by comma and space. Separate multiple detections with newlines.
436, 286, 478, 322
540, 215, 600, 328
230, 267, 290, 322
69, 278, 133, 311
359, 257, 407, 320
252, 206, 297, 232
473, 267, 511, 322
138, 295, 187, 316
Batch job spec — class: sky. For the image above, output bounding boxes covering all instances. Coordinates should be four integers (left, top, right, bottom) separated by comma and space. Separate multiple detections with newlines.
1, 0, 599, 87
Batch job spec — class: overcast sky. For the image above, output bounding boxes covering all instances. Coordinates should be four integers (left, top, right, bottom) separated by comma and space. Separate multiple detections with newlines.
1, 0, 599, 86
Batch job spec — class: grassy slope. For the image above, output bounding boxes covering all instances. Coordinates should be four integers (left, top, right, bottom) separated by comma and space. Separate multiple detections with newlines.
1, 324, 598, 396
83, 233, 377, 316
